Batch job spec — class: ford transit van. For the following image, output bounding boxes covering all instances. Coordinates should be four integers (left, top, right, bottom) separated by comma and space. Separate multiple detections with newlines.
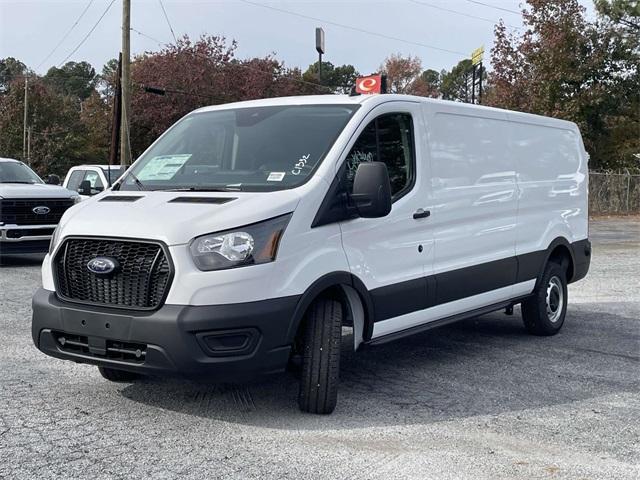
32, 94, 591, 414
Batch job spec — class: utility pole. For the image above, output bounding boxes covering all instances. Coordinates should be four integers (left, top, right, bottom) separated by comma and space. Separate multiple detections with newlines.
120, 0, 132, 166
22, 77, 28, 162
27, 126, 32, 165
109, 53, 122, 168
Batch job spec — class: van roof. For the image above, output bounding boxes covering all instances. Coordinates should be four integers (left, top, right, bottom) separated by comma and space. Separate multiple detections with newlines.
193, 94, 577, 130
0, 157, 21, 163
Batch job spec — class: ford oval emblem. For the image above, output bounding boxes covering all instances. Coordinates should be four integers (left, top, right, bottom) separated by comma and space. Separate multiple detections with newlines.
32, 206, 51, 215
87, 257, 118, 275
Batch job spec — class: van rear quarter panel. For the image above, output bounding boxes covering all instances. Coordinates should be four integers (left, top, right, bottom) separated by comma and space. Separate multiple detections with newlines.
506, 113, 589, 256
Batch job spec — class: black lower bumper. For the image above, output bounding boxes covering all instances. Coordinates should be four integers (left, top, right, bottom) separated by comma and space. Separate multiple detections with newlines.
571, 238, 591, 283
0, 240, 50, 255
32, 288, 301, 380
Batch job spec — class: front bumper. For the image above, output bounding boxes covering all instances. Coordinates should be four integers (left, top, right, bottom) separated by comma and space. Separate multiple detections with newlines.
0, 224, 55, 254
32, 288, 301, 380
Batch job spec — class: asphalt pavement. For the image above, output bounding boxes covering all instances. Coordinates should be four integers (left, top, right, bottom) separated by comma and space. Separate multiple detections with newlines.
0, 217, 638, 479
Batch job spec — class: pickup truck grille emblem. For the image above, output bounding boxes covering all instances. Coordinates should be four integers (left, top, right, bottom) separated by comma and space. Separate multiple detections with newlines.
32, 206, 51, 215
87, 257, 118, 275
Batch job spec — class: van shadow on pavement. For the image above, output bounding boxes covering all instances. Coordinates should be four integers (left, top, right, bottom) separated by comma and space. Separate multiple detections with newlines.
119, 303, 639, 430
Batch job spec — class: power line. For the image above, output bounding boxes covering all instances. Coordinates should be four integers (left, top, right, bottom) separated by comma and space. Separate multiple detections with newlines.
57, 0, 117, 67
158, 0, 178, 43
36, 0, 95, 70
409, 0, 521, 30
464, 0, 521, 16
238, 0, 467, 57
131, 27, 166, 46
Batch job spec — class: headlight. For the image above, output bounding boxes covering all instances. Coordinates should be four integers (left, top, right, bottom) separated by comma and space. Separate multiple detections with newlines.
49, 225, 61, 254
72, 195, 82, 204
189, 213, 292, 271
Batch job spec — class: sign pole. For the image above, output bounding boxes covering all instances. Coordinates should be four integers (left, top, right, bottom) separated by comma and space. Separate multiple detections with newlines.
315, 27, 325, 87
478, 63, 483, 104
470, 45, 484, 105
471, 64, 476, 104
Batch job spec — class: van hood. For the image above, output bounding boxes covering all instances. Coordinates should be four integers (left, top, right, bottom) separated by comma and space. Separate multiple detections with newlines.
0, 183, 78, 199
58, 190, 301, 246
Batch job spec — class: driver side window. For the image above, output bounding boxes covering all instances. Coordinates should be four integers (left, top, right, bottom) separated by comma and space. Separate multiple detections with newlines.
344, 113, 415, 198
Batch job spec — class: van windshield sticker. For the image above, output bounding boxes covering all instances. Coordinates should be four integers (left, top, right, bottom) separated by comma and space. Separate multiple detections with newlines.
267, 172, 286, 182
291, 153, 311, 175
136, 154, 192, 181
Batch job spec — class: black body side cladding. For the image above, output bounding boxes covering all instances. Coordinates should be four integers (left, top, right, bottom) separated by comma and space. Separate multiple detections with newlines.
369, 238, 591, 323
570, 238, 591, 283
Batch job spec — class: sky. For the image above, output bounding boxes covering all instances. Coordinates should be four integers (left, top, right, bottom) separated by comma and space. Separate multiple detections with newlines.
0, 0, 596, 77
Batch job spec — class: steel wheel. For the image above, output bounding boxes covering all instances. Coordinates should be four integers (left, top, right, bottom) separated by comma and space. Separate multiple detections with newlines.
546, 275, 564, 323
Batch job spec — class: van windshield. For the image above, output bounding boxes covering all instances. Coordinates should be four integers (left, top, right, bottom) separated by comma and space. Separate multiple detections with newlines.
120, 104, 359, 192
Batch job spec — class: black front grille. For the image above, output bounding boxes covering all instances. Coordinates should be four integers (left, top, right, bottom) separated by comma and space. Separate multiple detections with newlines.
54, 238, 173, 310
0, 198, 75, 225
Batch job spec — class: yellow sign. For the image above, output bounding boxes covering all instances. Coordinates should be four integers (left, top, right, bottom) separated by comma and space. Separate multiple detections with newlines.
471, 46, 484, 66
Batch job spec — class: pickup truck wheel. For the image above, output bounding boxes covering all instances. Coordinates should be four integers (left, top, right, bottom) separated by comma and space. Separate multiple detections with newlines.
522, 261, 568, 336
298, 298, 342, 414
98, 366, 141, 382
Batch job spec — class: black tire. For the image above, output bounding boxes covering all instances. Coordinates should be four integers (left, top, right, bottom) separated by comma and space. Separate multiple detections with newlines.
521, 261, 568, 336
298, 298, 342, 414
98, 366, 141, 382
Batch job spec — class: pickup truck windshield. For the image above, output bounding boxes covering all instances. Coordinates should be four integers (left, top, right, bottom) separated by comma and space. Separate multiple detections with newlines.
0, 162, 43, 184
119, 104, 358, 191
102, 167, 124, 184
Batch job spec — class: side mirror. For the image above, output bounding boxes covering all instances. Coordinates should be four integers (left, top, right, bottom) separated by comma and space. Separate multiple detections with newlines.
78, 180, 92, 196
46, 174, 60, 185
351, 162, 392, 218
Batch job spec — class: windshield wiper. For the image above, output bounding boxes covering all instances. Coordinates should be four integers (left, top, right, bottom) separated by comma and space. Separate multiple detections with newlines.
113, 171, 145, 191
0, 181, 33, 184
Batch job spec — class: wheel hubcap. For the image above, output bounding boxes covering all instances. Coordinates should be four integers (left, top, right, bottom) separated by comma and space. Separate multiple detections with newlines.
546, 276, 564, 323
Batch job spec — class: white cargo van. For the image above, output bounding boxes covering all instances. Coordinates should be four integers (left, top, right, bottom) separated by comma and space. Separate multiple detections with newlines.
32, 94, 591, 414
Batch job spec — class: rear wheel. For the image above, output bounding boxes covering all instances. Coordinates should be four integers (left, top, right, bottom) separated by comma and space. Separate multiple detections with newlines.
98, 366, 141, 382
298, 298, 342, 414
522, 261, 568, 336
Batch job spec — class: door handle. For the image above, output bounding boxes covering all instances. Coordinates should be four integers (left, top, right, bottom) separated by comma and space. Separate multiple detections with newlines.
413, 208, 431, 219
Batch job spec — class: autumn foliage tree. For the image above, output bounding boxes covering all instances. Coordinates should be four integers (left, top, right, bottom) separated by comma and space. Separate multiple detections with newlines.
2, 15, 637, 175
301, 61, 360, 93
487, 0, 639, 170
379, 53, 439, 97
0, 78, 90, 173
127, 35, 315, 156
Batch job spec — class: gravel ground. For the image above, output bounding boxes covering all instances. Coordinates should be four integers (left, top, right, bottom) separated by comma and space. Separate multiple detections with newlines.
1, 218, 638, 480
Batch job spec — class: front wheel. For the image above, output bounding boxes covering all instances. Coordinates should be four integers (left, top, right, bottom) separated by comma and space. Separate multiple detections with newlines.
521, 261, 568, 336
298, 298, 342, 414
